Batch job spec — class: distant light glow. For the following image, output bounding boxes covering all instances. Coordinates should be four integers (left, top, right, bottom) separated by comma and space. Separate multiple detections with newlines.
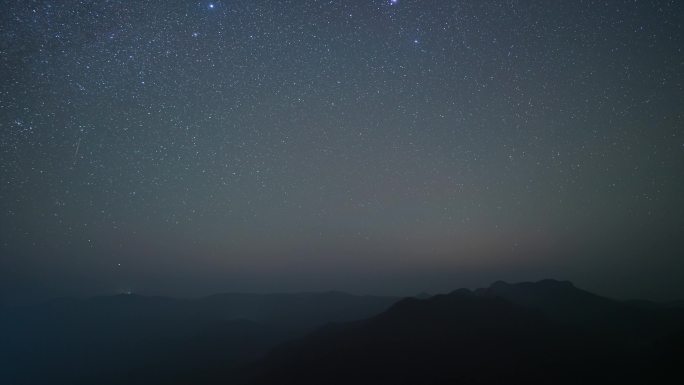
1, 0, 682, 304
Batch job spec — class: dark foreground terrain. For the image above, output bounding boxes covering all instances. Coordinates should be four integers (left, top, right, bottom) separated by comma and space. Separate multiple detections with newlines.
2, 280, 683, 385
0, 291, 397, 385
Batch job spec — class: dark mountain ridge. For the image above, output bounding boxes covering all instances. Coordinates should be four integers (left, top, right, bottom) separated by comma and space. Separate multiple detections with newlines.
248, 280, 684, 385
0, 291, 397, 385
3, 281, 683, 385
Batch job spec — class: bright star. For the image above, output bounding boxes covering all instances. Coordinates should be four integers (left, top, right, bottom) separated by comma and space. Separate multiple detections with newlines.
208, 3, 215, 9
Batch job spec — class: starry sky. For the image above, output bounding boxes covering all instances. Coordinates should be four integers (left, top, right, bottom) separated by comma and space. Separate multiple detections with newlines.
1, 0, 683, 304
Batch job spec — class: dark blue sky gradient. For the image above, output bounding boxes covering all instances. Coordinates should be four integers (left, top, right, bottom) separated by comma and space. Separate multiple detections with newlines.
1, 0, 683, 303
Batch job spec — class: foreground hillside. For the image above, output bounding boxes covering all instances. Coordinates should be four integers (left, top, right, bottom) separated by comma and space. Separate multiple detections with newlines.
2, 281, 682, 385
0, 292, 397, 385
248, 280, 684, 385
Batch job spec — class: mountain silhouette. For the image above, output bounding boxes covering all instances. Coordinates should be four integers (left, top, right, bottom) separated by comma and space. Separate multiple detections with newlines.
2, 281, 682, 385
0, 292, 397, 385
248, 280, 684, 385
476, 279, 625, 323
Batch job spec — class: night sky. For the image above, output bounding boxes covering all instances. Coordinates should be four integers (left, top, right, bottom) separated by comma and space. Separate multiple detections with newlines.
1, 0, 683, 304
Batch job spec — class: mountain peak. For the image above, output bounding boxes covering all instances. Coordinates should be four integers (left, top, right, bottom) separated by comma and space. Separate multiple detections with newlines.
413, 292, 432, 299
489, 279, 575, 291
476, 279, 624, 325
448, 288, 474, 297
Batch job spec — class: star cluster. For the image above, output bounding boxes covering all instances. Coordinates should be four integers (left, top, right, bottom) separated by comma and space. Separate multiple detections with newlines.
1, 0, 683, 301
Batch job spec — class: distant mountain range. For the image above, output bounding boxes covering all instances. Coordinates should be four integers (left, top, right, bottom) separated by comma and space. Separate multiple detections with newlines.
249, 280, 684, 385
0, 291, 397, 385
2, 281, 683, 385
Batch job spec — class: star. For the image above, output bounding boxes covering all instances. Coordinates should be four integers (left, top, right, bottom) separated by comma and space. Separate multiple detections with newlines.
1, 0, 682, 307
